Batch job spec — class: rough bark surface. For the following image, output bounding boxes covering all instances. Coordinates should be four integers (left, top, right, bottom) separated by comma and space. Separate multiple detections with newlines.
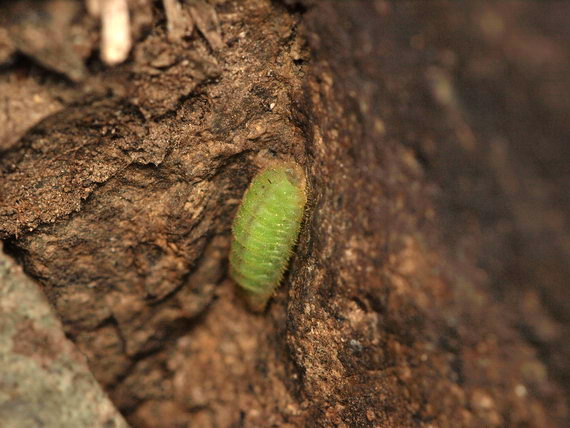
0, 0, 568, 427
0, 244, 128, 428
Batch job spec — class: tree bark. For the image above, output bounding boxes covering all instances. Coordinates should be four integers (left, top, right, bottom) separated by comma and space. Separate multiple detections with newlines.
0, 0, 568, 427
0, 244, 128, 428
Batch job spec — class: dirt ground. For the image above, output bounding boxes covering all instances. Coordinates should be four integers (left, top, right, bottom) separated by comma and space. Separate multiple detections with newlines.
0, 1, 568, 427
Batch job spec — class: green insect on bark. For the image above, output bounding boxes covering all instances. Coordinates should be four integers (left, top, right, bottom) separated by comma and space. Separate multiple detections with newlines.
230, 161, 307, 311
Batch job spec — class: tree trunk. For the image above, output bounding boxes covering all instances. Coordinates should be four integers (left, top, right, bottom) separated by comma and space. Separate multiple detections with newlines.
1, 1, 568, 426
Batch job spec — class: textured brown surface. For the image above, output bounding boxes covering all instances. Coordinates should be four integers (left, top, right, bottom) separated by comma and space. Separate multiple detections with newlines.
0, 243, 128, 428
0, 0, 568, 427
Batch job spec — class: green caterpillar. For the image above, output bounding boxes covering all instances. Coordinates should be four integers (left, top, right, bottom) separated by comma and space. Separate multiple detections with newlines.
230, 160, 307, 311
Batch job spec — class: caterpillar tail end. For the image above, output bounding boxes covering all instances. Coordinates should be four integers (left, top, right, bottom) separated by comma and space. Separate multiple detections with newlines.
230, 265, 275, 312
241, 288, 273, 313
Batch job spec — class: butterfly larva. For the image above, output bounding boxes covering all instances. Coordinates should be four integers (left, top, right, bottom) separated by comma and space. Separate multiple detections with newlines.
230, 160, 307, 311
